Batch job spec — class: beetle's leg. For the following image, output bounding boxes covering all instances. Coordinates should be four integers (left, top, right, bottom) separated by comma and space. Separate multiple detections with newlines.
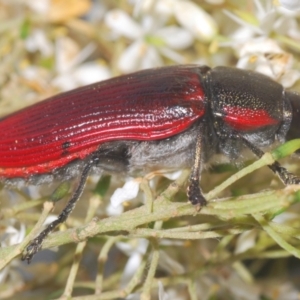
240, 136, 300, 185
22, 155, 99, 264
187, 122, 207, 208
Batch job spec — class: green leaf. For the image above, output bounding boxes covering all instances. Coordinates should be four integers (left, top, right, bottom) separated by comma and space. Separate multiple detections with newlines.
271, 139, 300, 160
50, 182, 71, 202
20, 18, 31, 39
93, 175, 111, 197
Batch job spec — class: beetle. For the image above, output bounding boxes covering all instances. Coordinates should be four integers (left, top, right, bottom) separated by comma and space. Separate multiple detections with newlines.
1, 65, 300, 263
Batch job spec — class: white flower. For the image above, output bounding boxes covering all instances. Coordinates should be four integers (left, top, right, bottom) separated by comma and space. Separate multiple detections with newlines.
235, 38, 300, 87
131, 0, 218, 42
104, 8, 194, 73
1, 221, 26, 247
110, 170, 182, 207
116, 239, 149, 287
0, 220, 26, 283
52, 37, 111, 91
25, 29, 53, 57
223, 0, 274, 40
110, 177, 141, 207
221, 0, 300, 86
223, 0, 300, 42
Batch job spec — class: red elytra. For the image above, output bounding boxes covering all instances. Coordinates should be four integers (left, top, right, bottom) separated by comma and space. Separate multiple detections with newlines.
0, 66, 205, 178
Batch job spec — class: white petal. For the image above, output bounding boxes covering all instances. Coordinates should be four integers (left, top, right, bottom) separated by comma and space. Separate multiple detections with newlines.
1, 223, 26, 246
237, 55, 279, 79
223, 10, 263, 36
235, 229, 257, 254
205, 0, 224, 4
235, 39, 297, 86
140, 14, 158, 33
159, 47, 185, 63
0, 267, 9, 283
55, 39, 96, 74
130, 0, 153, 16
106, 202, 124, 216
85, 1, 107, 22
117, 239, 149, 256
274, 17, 300, 39
280, 70, 300, 88
72, 62, 111, 85
223, 26, 256, 44
133, 0, 173, 18
25, 29, 53, 57
15, 223, 26, 244
52, 73, 78, 91
25, 0, 49, 14
253, 0, 267, 18
155, 26, 194, 49
55, 37, 80, 74
110, 179, 140, 207
278, 0, 300, 10
162, 170, 182, 180
52, 63, 111, 91
159, 250, 185, 274
118, 239, 149, 287
237, 38, 283, 57
118, 40, 145, 72
44, 215, 59, 225
21, 66, 40, 81
273, 212, 299, 223
140, 46, 163, 69
68, 43, 97, 71
158, 281, 169, 300
105, 9, 142, 39
173, 1, 217, 41
120, 253, 142, 287
118, 41, 162, 73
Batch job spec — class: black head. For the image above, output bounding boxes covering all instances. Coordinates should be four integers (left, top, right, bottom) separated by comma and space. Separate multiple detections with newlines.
286, 91, 300, 142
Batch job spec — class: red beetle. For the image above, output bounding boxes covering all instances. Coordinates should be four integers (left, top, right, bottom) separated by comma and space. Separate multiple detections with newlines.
1, 65, 300, 262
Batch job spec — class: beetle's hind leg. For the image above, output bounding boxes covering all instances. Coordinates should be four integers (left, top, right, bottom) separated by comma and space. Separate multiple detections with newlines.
240, 135, 300, 185
21, 154, 99, 264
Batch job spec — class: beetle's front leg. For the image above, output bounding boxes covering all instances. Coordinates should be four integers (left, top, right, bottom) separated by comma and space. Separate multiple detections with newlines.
187, 122, 207, 209
240, 135, 300, 185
